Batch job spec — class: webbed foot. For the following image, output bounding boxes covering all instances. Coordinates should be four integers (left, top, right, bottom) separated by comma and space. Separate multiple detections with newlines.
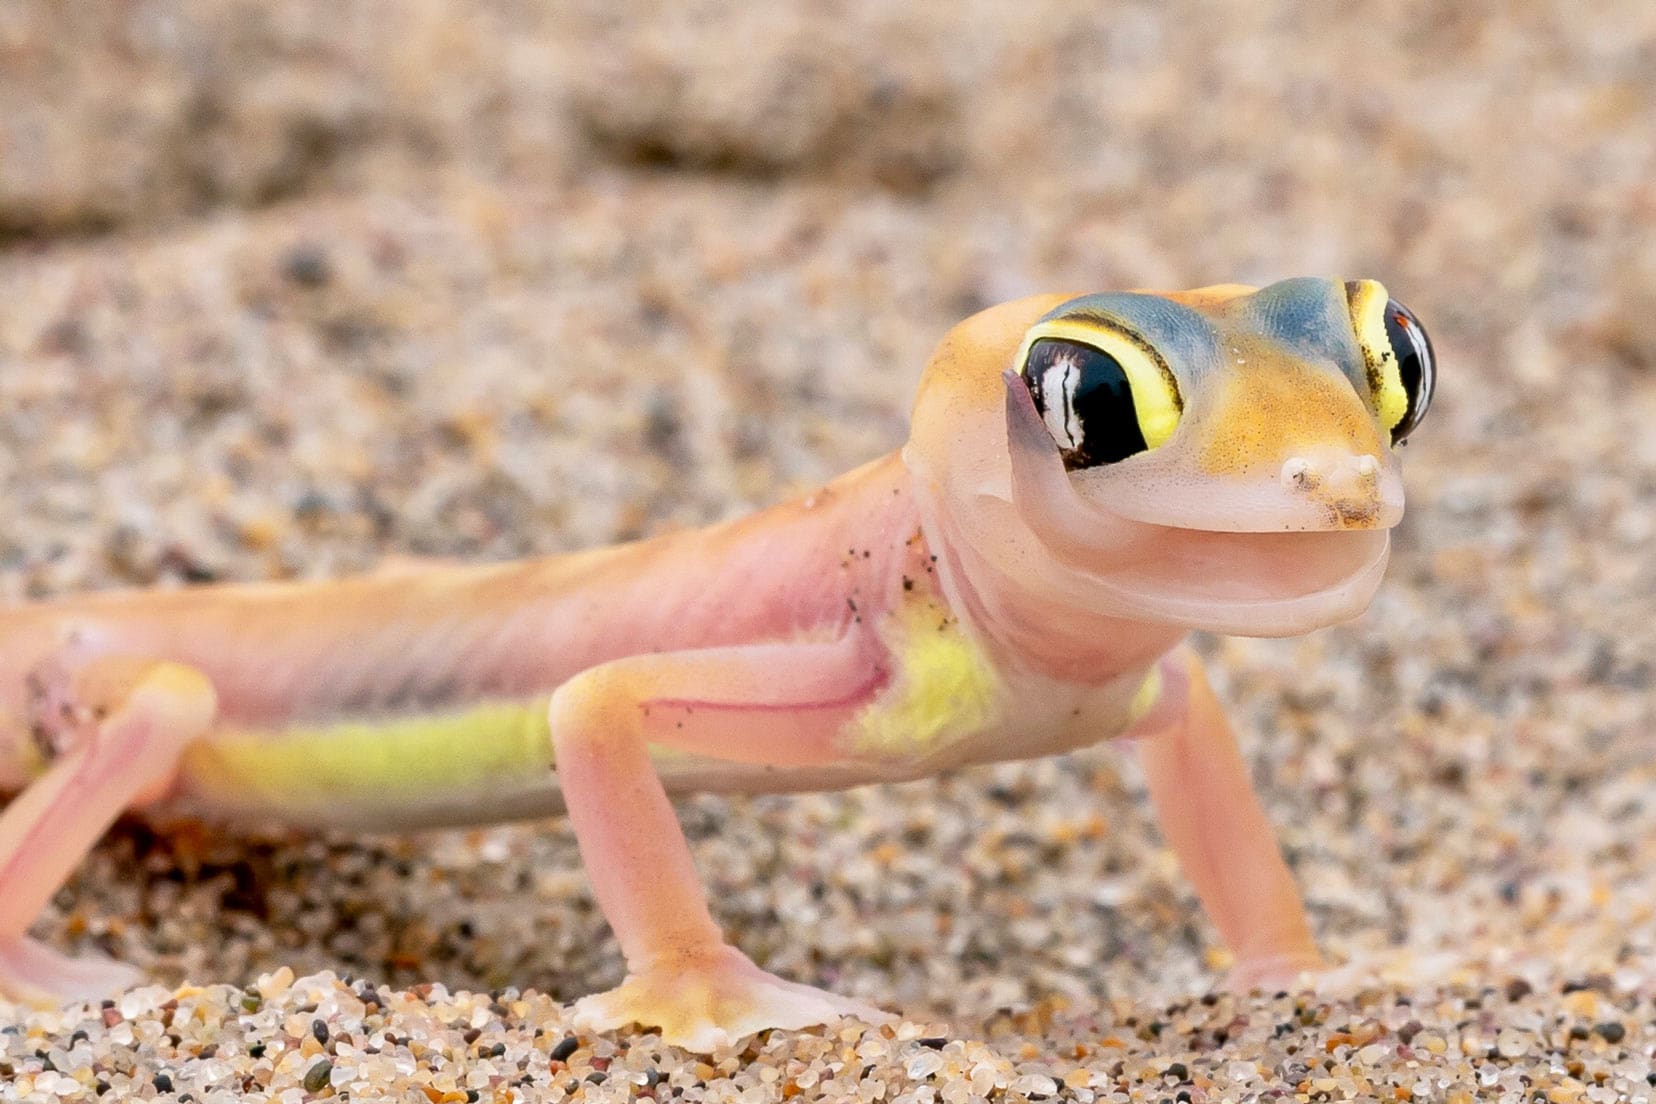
1225, 951, 1327, 995
1306, 949, 1467, 995
572, 945, 893, 1052
0, 936, 146, 1007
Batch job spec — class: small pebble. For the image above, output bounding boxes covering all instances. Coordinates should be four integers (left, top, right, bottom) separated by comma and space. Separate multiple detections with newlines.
1594, 1022, 1627, 1043
281, 244, 332, 288
303, 1059, 333, 1093
906, 1050, 944, 1079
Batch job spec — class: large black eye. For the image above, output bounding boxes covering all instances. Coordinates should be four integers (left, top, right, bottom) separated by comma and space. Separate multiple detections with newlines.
1021, 338, 1150, 468
1382, 299, 1435, 444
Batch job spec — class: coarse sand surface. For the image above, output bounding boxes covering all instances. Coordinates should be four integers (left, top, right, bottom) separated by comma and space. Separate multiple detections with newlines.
1, 2, 1654, 1099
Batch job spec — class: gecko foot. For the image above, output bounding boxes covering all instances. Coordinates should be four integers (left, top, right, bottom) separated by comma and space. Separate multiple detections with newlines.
571, 945, 893, 1052
1224, 952, 1327, 996
0, 936, 147, 1008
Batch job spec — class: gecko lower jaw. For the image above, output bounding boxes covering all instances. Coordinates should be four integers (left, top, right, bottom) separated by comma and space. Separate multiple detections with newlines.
1087, 527, 1393, 637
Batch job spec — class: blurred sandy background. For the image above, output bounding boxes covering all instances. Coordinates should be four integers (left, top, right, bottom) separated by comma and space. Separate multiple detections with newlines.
1, 2, 1654, 1100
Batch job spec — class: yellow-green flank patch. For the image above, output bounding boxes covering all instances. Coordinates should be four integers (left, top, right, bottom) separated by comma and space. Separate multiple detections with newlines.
849, 596, 1000, 761
185, 698, 554, 808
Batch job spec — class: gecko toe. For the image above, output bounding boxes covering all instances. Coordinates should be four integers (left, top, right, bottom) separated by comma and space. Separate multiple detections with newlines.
570, 945, 892, 1052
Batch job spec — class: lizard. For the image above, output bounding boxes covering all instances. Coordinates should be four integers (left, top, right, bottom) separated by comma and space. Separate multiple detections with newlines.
0, 277, 1435, 1051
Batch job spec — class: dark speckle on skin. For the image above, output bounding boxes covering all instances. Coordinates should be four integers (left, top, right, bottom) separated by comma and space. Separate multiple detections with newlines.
1333, 501, 1379, 527
29, 721, 54, 761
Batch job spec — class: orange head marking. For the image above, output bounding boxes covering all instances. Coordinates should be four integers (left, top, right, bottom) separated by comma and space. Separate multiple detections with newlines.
1196, 338, 1387, 479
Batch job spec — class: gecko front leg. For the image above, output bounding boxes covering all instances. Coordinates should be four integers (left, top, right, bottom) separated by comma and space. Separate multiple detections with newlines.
0, 654, 217, 1005
1131, 647, 1324, 992
549, 637, 895, 1052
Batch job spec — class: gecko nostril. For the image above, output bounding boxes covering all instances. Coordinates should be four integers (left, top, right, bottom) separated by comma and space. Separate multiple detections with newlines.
1282, 454, 1383, 499
1280, 457, 1320, 492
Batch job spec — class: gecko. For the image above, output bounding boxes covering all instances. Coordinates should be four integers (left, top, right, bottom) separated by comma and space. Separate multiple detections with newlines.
0, 277, 1435, 1051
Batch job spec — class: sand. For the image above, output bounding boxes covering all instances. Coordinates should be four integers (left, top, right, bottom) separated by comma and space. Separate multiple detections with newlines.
1, 1, 1653, 1099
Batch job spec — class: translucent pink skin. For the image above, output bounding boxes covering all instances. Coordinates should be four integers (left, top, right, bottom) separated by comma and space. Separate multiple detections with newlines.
0, 285, 1407, 1048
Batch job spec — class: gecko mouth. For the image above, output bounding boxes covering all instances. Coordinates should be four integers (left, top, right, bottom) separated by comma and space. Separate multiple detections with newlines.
1002, 370, 1394, 635
1085, 527, 1391, 636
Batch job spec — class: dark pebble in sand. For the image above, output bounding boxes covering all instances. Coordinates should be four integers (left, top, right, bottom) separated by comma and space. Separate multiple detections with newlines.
1595, 1021, 1627, 1043
281, 244, 333, 288
304, 1059, 333, 1092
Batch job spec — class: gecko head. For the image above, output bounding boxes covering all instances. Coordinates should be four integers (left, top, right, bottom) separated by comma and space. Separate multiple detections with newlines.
980, 278, 1434, 636
997, 278, 1436, 634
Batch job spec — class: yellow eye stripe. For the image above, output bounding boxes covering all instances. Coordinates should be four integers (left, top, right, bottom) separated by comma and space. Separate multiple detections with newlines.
1013, 317, 1183, 449
1346, 279, 1409, 435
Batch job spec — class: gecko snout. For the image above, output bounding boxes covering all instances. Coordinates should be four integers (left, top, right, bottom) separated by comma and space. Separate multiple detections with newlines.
1280, 452, 1385, 525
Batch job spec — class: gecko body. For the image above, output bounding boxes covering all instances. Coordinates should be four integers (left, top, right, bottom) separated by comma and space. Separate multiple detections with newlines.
0, 278, 1435, 1051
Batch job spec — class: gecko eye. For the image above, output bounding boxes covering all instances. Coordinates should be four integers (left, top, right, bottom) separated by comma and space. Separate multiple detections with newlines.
1017, 324, 1182, 469
1346, 280, 1437, 445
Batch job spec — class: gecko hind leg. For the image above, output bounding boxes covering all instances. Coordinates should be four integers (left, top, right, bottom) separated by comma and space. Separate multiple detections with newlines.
0, 658, 216, 1006
549, 639, 895, 1052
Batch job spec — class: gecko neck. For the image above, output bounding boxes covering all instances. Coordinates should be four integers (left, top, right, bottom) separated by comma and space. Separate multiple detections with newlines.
907, 468, 1187, 685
